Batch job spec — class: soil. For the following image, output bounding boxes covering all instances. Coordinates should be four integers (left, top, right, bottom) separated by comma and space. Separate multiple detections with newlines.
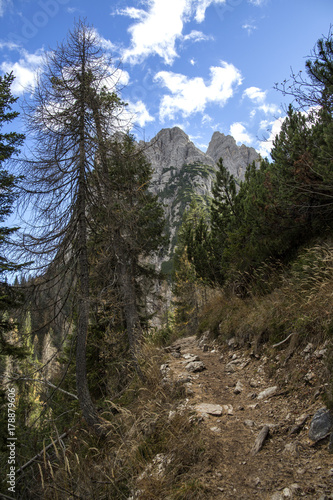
164, 335, 333, 499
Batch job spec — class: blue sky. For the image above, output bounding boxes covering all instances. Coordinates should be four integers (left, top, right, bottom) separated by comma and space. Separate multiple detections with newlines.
0, 0, 332, 157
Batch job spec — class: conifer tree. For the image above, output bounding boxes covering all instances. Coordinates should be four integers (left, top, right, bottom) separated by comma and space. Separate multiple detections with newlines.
17, 21, 127, 435
90, 133, 165, 376
0, 72, 25, 359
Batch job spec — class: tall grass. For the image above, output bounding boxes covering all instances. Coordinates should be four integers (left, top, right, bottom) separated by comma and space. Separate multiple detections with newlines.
23, 344, 214, 499
199, 237, 333, 347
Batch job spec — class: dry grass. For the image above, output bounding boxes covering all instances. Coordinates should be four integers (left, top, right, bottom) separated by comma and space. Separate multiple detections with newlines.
198, 238, 333, 350
23, 344, 214, 499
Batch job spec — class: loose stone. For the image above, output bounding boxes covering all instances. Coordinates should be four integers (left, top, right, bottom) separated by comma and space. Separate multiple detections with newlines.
195, 403, 223, 416
257, 386, 278, 400
185, 361, 206, 373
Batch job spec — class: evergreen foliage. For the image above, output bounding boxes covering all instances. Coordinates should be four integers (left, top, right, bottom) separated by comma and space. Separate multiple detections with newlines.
88, 132, 166, 382
180, 29, 333, 293
0, 72, 25, 358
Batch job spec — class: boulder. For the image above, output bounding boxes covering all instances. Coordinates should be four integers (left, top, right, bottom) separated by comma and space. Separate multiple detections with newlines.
195, 403, 223, 416
183, 353, 200, 361
257, 386, 278, 400
309, 408, 333, 442
234, 381, 244, 394
185, 361, 206, 373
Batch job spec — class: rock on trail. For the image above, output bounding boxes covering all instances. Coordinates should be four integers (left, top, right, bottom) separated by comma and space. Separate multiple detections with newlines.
160, 334, 333, 499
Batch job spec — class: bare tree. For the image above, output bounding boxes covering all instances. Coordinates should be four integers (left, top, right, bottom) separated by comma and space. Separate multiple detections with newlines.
274, 26, 333, 112
16, 20, 128, 436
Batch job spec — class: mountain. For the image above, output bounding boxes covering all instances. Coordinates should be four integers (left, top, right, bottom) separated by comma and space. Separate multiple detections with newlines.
141, 127, 259, 273
206, 131, 259, 179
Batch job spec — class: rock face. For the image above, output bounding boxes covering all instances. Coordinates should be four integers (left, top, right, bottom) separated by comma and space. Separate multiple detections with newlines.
142, 127, 259, 273
144, 127, 213, 186
206, 131, 259, 180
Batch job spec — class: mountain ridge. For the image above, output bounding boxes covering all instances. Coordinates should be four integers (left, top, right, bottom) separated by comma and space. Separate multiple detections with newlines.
142, 126, 259, 187
141, 127, 260, 273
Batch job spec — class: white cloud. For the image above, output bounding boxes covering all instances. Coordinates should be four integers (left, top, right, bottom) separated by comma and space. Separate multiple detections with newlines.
121, 0, 191, 65
98, 36, 119, 54
258, 103, 280, 115
183, 30, 212, 43
118, 0, 226, 65
194, 0, 227, 23
243, 86, 266, 103
67, 7, 82, 15
242, 22, 257, 35
0, 40, 21, 51
243, 86, 281, 116
1, 49, 44, 94
116, 7, 147, 21
128, 100, 155, 128
258, 116, 285, 157
154, 61, 242, 120
202, 113, 213, 124
248, 0, 266, 5
0, 0, 12, 17
230, 122, 253, 145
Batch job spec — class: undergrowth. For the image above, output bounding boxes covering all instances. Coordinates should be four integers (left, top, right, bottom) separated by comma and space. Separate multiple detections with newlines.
198, 237, 333, 401
21, 344, 213, 499
199, 238, 333, 344
13, 237, 333, 499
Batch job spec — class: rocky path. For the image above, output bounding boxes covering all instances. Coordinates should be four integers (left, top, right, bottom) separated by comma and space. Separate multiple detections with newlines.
162, 335, 333, 499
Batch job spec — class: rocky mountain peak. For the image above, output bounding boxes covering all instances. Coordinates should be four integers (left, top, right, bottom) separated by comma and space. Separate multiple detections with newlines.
206, 131, 259, 179
142, 126, 260, 273
144, 126, 212, 176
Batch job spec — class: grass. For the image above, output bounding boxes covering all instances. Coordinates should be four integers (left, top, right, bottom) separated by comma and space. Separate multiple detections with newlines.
198, 238, 333, 349
21, 343, 213, 499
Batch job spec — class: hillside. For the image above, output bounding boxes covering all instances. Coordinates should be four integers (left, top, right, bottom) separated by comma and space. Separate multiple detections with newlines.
20, 325, 333, 499
4, 133, 333, 498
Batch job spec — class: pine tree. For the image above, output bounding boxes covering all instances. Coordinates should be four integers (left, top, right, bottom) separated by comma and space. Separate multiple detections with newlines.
90, 133, 165, 377
209, 157, 239, 285
0, 72, 25, 359
17, 21, 127, 435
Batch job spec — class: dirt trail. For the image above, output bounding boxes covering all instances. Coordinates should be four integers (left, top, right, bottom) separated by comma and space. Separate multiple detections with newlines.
165, 335, 333, 499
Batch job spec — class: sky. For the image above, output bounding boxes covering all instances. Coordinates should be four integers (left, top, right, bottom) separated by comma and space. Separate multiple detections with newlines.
0, 0, 332, 159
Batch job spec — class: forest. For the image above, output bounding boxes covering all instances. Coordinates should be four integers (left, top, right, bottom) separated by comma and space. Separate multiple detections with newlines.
1, 20, 333, 499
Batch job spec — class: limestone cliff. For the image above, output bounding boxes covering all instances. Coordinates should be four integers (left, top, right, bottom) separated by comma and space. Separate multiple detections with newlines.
142, 127, 259, 273
206, 131, 259, 179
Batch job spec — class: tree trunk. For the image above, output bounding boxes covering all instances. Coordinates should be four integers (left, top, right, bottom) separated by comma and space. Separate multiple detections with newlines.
75, 54, 106, 437
76, 205, 105, 435
114, 232, 145, 381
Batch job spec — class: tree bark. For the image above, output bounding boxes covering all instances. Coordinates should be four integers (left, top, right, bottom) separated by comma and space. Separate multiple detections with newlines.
75, 52, 106, 437
114, 232, 145, 381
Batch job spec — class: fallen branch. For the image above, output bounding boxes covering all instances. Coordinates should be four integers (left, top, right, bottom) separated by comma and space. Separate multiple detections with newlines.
272, 333, 295, 348
10, 375, 78, 400
251, 425, 270, 455
17, 430, 70, 474
288, 414, 310, 436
